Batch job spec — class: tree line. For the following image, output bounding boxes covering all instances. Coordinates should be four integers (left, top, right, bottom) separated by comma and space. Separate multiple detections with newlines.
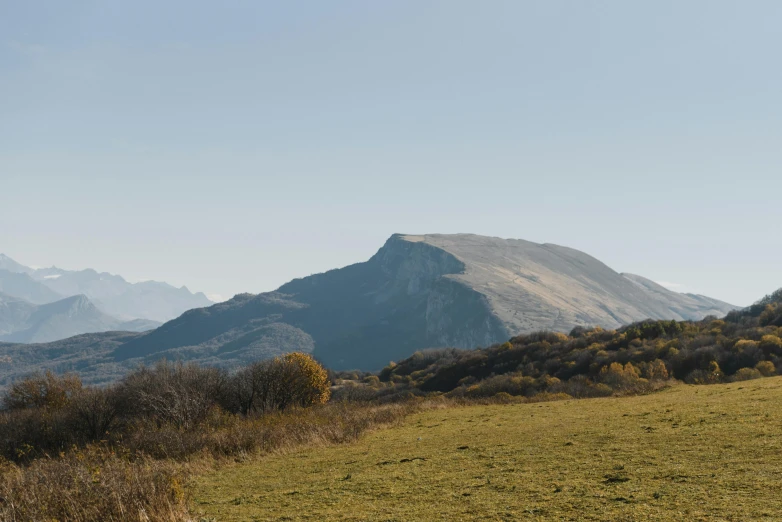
334, 289, 782, 401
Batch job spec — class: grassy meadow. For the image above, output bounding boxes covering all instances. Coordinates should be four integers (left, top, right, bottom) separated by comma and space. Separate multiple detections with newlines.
192, 377, 782, 521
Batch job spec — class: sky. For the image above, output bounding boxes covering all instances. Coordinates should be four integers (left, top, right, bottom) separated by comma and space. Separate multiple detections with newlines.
1, 1, 780, 306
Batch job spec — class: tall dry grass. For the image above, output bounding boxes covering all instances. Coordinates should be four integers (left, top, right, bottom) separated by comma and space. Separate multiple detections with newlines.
0, 401, 420, 522
0, 448, 188, 522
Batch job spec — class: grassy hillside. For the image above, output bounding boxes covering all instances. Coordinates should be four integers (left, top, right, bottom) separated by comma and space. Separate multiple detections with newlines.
192, 376, 782, 521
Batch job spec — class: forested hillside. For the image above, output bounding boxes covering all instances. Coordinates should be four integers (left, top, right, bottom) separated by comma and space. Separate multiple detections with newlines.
343, 289, 782, 401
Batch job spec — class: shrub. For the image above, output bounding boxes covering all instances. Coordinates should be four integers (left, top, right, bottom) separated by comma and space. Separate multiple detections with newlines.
599, 362, 644, 390
732, 367, 763, 381
210, 352, 331, 416
3, 371, 82, 411
685, 362, 724, 384
732, 339, 758, 353
0, 406, 77, 461
363, 375, 381, 387
331, 382, 378, 402
277, 352, 332, 408
457, 373, 537, 398
120, 360, 227, 430
759, 335, 782, 356
643, 360, 669, 380
550, 375, 612, 398
69, 386, 122, 440
755, 360, 776, 377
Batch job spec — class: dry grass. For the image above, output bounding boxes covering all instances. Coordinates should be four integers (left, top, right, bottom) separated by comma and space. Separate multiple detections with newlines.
0, 448, 189, 522
0, 402, 420, 522
191, 377, 782, 521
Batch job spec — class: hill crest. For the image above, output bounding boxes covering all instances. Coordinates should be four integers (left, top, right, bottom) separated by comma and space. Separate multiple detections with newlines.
0, 234, 740, 383
114, 233, 737, 370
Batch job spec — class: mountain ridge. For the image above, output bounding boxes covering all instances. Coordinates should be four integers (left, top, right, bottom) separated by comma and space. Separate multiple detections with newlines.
0, 254, 33, 275
113, 233, 738, 370
0, 292, 159, 344
0, 234, 740, 385
0, 254, 213, 322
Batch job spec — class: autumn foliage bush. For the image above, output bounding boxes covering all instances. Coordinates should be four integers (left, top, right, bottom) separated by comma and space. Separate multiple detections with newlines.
372, 290, 782, 400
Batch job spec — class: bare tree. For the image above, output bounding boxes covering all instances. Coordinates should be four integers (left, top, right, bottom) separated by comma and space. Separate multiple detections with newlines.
119, 360, 227, 430
70, 387, 121, 439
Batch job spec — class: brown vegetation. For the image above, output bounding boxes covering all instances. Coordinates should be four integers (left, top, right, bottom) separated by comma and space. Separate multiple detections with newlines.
0, 400, 418, 521
3, 289, 782, 520
364, 289, 782, 401
0, 353, 396, 521
0, 447, 188, 522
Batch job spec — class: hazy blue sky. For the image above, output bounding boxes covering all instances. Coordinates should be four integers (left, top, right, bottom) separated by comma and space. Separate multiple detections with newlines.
1, 1, 780, 306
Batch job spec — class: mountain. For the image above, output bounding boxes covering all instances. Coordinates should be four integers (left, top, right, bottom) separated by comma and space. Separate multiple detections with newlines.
380, 235, 738, 335
0, 293, 159, 344
0, 269, 64, 304
0, 254, 33, 275
620, 273, 736, 318
30, 267, 213, 322
0, 293, 37, 337
0, 255, 213, 322
93, 280, 215, 323
112, 234, 737, 370
0, 234, 740, 385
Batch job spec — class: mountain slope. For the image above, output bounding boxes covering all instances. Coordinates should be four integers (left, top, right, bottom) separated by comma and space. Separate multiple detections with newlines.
0, 293, 37, 337
0, 294, 159, 344
621, 273, 737, 318
0, 269, 64, 304
31, 267, 214, 321
111, 234, 737, 371
399, 234, 737, 335
0, 254, 33, 275
0, 331, 139, 387
96, 280, 215, 322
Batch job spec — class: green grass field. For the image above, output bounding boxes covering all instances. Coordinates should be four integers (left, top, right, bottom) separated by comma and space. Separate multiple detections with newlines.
191, 377, 782, 521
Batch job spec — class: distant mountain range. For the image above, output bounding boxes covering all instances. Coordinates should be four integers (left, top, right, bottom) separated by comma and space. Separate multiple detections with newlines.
29, 267, 213, 322
0, 254, 212, 322
0, 254, 211, 344
0, 234, 739, 386
0, 293, 158, 343
0, 254, 35, 275
0, 268, 63, 304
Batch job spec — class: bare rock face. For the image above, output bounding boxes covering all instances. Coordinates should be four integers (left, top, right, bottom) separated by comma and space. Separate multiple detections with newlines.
278, 233, 734, 369
400, 234, 736, 337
